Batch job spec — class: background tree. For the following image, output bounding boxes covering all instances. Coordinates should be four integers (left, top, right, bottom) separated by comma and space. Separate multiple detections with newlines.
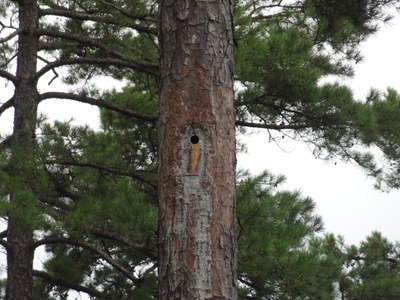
1, 0, 400, 299
0, 0, 159, 298
236, 171, 340, 300
309, 232, 400, 300
234, 0, 400, 190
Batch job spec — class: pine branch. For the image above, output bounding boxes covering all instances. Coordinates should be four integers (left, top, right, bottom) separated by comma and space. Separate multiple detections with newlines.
33, 238, 140, 285
43, 159, 157, 189
0, 97, 14, 115
39, 7, 157, 35
43, 171, 85, 203
37, 192, 74, 211
0, 70, 17, 83
0, 28, 20, 43
0, 231, 10, 250
236, 120, 313, 130
39, 91, 158, 122
242, 94, 323, 123
36, 28, 158, 76
33, 270, 109, 299
91, 228, 156, 259
237, 276, 261, 297
99, 0, 157, 22
243, 0, 304, 23
0, 135, 12, 148
350, 254, 398, 267
38, 40, 70, 51
0, 239, 10, 251
35, 56, 158, 79
0, 52, 17, 70
0, 98, 15, 148
55, 186, 83, 202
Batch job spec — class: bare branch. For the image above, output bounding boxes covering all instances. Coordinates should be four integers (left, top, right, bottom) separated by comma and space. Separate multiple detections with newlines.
39, 91, 158, 122
0, 28, 20, 43
0, 97, 14, 115
0, 239, 10, 251
37, 55, 59, 85
0, 53, 17, 70
0, 16, 18, 32
0, 70, 17, 84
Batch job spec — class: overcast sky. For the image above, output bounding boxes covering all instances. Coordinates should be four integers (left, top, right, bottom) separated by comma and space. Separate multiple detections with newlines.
238, 10, 400, 246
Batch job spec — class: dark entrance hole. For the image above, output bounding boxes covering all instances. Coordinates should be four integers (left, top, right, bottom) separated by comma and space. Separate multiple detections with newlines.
190, 135, 199, 144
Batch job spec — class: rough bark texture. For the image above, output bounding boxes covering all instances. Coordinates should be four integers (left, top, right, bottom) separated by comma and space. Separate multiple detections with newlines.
158, 0, 237, 299
6, 0, 39, 299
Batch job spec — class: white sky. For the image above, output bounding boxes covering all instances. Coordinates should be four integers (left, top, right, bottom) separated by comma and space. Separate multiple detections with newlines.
238, 11, 400, 246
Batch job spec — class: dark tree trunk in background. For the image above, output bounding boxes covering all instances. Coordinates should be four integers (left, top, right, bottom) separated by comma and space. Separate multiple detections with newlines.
6, 0, 39, 298
158, 0, 237, 299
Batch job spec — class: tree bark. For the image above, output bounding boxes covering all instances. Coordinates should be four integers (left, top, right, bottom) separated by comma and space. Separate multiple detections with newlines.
6, 0, 39, 299
158, 1, 237, 299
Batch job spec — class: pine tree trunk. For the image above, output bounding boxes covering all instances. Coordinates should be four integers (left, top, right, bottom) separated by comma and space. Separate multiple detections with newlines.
158, 1, 237, 299
6, 0, 39, 298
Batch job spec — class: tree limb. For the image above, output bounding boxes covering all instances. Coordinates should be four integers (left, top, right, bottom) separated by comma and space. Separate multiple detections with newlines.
0, 97, 14, 115
39, 91, 158, 122
0, 70, 17, 84
36, 28, 158, 76
43, 159, 157, 189
0, 135, 13, 148
91, 228, 156, 259
0, 52, 17, 70
33, 270, 109, 299
0, 28, 20, 43
35, 56, 158, 80
39, 7, 157, 35
351, 254, 398, 267
33, 237, 140, 285
236, 120, 313, 130
37, 192, 74, 211
99, 0, 157, 22
0, 233, 10, 250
